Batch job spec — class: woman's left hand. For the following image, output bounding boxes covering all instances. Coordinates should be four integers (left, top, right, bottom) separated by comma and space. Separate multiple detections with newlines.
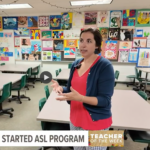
56, 87, 82, 101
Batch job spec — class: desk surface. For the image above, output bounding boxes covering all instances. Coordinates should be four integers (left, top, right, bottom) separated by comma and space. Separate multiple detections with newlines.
56, 69, 70, 80
0, 64, 39, 72
37, 90, 150, 131
0, 73, 24, 90
138, 68, 150, 73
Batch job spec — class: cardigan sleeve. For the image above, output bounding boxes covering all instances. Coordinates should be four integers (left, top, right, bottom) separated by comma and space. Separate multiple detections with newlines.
96, 64, 115, 107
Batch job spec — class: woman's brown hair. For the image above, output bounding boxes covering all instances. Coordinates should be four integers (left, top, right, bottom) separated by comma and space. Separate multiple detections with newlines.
80, 28, 102, 53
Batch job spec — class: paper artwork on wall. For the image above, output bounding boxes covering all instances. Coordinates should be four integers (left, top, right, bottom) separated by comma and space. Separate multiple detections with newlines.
84, 12, 97, 25
41, 30, 52, 40
108, 28, 120, 40
133, 37, 147, 48
128, 49, 138, 62
64, 47, 75, 58
15, 48, 22, 60
63, 29, 80, 39
20, 37, 31, 47
52, 30, 63, 39
22, 52, 41, 61
42, 40, 53, 50
119, 41, 133, 49
136, 27, 150, 38
14, 37, 20, 47
0, 17, 3, 31
53, 51, 61, 61
14, 28, 30, 36
3, 17, 18, 30
64, 39, 78, 48
30, 29, 40, 39
38, 16, 49, 27
100, 28, 108, 41
120, 29, 133, 41
31, 40, 42, 52
118, 49, 129, 62
42, 51, 52, 61
53, 40, 64, 51
61, 12, 72, 30
50, 15, 61, 30
72, 12, 84, 28
27, 16, 38, 29
18, 16, 28, 28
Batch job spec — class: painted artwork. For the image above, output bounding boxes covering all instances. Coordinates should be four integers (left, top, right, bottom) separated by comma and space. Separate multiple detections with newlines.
0, 17, 3, 31
72, 12, 84, 28
27, 16, 38, 29
42, 40, 53, 50
22, 52, 41, 61
122, 10, 136, 26
38, 16, 49, 27
31, 40, 41, 52
100, 28, 108, 41
52, 30, 63, 39
14, 37, 20, 47
135, 9, 150, 27
20, 37, 31, 46
4, 33, 12, 38
110, 10, 122, 28
137, 48, 150, 67
120, 29, 133, 41
128, 49, 138, 63
0, 47, 9, 52
41, 30, 52, 40
14, 28, 30, 36
64, 29, 80, 39
97, 11, 110, 27
18, 16, 28, 28
61, 12, 72, 30
53, 40, 64, 51
136, 27, 150, 38
84, 12, 97, 25
53, 51, 61, 61
133, 37, 147, 48
0, 57, 9, 61
64, 39, 78, 48
64, 47, 75, 58
30, 30, 40, 39
21, 47, 32, 54
108, 28, 120, 40
3, 17, 18, 30
102, 40, 119, 60
118, 49, 129, 62
42, 51, 52, 61
0, 33, 3, 37
15, 48, 22, 60
50, 15, 61, 29
119, 41, 133, 49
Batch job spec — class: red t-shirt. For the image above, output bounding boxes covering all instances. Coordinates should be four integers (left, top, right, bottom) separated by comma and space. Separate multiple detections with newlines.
70, 56, 112, 130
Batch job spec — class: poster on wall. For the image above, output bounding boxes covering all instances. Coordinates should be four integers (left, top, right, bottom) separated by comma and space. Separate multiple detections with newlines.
31, 40, 41, 52
128, 49, 138, 63
137, 48, 150, 67
64, 47, 75, 58
4, 32, 12, 38
61, 12, 72, 30
20, 37, 31, 47
136, 27, 150, 38
30, 29, 40, 39
53, 39, 64, 51
0, 17, 3, 31
120, 29, 133, 41
27, 16, 38, 29
122, 10, 136, 26
18, 16, 28, 28
22, 52, 41, 61
15, 48, 22, 60
108, 28, 120, 40
110, 10, 122, 28
102, 40, 119, 60
133, 37, 147, 48
50, 15, 61, 30
38, 16, 49, 27
135, 9, 150, 27
64, 39, 78, 48
41, 30, 52, 40
100, 28, 108, 41
63, 29, 80, 39
14, 28, 30, 36
3, 17, 18, 30
97, 11, 110, 27
53, 51, 61, 61
72, 12, 84, 28
52, 30, 63, 39
42, 40, 53, 50
14, 37, 20, 47
42, 51, 52, 61
84, 12, 97, 26
119, 41, 133, 49
118, 49, 129, 62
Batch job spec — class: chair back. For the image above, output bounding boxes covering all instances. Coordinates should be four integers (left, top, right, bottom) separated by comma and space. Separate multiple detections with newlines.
20, 75, 27, 89
44, 85, 50, 99
59, 68, 61, 72
138, 91, 147, 101
0, 82, 12, 103
68, 63, 72, 69
27, 68, 32, 78
135, 67, 142, 79
39, 97, 47, 130
56, 70, 59, 77
1, 63, 5, 66
37, 65, 40, 74
115, 70, 120, 80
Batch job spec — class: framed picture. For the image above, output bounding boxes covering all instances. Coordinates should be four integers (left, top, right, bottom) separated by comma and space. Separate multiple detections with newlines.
42, 40, 53, 50
133, 37, 147, 48
53, 39, 64, 51
128, 49, 139, 63
118, 49, 130, 62
137, 48, 150, 67
41, 30, 52, 40
3, 17, 18, 30
135, 9, 150, 27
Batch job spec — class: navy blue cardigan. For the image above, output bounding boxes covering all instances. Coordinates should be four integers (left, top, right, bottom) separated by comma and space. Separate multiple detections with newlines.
63, 56, 115, 121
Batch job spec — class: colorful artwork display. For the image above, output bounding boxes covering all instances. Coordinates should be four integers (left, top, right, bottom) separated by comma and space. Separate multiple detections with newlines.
41, 30, 52, 40
72, 12, 84, 28
50, 15, 61, 29
61, 12, 72, 30
14, 28, 30, 36
30, 30, 40, 39
38, 16, 49, 27
110, 11, 122, 28
31, 40, 41, 52
119, 41, 133, 49
53, 40, 64, 51
42, 51, 52, 61
64, 39, 78, 48
3, 17, 18, 30
42, 40, 53, 50
52, 30, 63, 39
108, 28, 120, 40
53, 51, 61, 61
18, 16, 28, 28
20, 37, 31, 46
84, 12, 97, 25
63, 29, 80, 39
27, 16, 38, 29
128, 49, 138, 62
118, 49, 129, 62
120, 29, 133, 41
133, 37, 147, 48
64, 47, 75, 58
100, 28, 109, 41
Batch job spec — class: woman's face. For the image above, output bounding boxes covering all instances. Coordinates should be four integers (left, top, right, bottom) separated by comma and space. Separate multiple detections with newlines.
79, 32, 98, 57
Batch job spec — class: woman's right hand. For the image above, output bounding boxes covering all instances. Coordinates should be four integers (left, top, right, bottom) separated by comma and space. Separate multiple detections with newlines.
51, 79, 63, 94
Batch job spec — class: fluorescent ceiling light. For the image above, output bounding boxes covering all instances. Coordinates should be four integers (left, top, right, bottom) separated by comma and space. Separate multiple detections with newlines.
0, 4, 32, 9
70, 0, 112, 6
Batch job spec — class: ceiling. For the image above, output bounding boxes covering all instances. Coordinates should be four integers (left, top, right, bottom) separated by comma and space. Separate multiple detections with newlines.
0, 0, 150, 16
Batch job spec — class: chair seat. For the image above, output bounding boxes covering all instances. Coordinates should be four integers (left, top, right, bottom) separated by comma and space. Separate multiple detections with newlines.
129, 130, 150, 143
11, 83, 21, 91
127, 75, 136, 78
31, 72, 38, 75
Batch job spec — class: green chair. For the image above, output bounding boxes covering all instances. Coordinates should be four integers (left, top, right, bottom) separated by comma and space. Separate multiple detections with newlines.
55, 70, 59, 77
126, 75, 136, 87
25, 68, 35, 90
8, 75, 30, 104
68, 63, 72, 69
44, 85, 50, 99
128, 91, 150, 150
59, 68, 61, 73
114, 70, 120, 87
1, 63, 5, 66
31, 65, 40, 84
0, 82, 14, 118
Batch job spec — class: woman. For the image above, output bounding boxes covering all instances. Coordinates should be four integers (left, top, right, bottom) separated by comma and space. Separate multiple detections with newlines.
51, 28, 115, 150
